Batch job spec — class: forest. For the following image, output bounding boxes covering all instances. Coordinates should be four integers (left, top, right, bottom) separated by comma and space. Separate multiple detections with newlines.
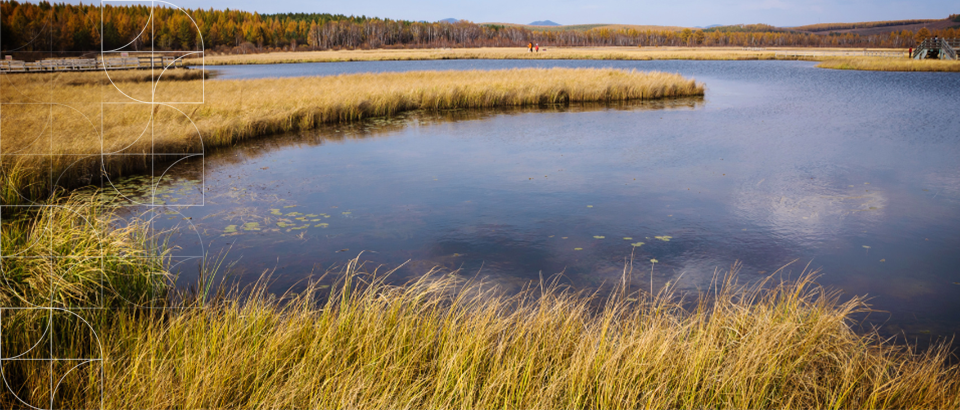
0, 1, 956, 54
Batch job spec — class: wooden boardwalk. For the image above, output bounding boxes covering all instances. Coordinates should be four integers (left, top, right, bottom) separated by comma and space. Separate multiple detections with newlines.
0, 55, 190, 73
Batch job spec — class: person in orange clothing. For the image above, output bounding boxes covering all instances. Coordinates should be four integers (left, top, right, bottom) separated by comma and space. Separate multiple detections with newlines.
528, 42, 533, 52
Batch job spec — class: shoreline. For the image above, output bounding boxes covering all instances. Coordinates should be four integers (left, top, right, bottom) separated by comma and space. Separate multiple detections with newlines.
185, 46, 959, 72
0, 67, 703, 204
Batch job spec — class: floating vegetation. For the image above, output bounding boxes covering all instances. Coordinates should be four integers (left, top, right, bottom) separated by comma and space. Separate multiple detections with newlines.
315, 223, 330, 228
242, 222, 261, 231
277, 222, 291, 228
593, 236, 605, 239
223, 225, 238, 234
287, 212, 303, 216
574, 248, 583, 251
586, 205, 594, 208
270, 209, 283, 216
623, 237, 633, 240
631, 242, 645, 247
650, 258, 659, 263
655, 235, 673, 242
290, 225, 309, 230
342, 212, 352, 215
284, 205, 298, 208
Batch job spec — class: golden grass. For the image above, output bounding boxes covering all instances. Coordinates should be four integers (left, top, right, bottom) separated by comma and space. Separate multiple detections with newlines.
0, 68, 703, 203
190, 47, 788, 66
2, 213, 957, 409
816, 57, 960, 72
0, 194, 170, 307
187, 46, 914, 66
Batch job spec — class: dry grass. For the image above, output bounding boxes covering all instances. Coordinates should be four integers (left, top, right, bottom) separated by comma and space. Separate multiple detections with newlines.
816, 57, 960, 72
190, 47, 788, 66
2, 216, 957, 409
0, 194, 170, 308
0, 68, 703, 203
188, 46, 917, 66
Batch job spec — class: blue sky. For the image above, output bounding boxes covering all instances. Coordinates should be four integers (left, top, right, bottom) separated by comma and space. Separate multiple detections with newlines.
99, 0, 955, 27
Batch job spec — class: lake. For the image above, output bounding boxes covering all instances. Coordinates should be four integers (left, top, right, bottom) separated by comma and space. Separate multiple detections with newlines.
119, 59, 960, 343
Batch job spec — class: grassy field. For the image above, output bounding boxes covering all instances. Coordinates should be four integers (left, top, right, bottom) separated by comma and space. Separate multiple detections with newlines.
817, 57, 960, 72
2, 200, 958, 409
0, 68, 703, 204
186, 46, 923, 67
189, 47, 788, 66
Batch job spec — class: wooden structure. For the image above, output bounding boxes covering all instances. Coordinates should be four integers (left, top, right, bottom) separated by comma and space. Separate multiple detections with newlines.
0, 53, 194, 73
912, 38, 958, 60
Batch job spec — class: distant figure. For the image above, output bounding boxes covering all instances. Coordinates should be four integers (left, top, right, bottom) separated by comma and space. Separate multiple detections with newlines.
908, 47, 912, 57
535, 43, 539, 52
528, 42, 533, 52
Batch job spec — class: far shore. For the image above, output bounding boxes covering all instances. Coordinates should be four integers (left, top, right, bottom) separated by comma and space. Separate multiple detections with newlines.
184, 46, 960, 72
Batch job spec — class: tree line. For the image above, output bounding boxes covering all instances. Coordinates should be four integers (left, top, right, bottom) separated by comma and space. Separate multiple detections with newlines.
1, 1, 956, 54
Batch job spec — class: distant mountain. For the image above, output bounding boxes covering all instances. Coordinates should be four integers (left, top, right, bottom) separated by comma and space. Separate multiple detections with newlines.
439, 18, 459, 23
529, 20, 560, 26
694, 24, 723, 29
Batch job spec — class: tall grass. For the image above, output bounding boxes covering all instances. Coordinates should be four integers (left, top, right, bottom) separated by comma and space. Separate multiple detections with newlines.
0, 68, 703, 203
0, 194, 170, 308
2, 202, 957, 408
817, 57, 960, 72
4, 257, 959, 407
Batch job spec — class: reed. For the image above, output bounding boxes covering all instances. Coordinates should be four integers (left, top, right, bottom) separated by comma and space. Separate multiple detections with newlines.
0, 68, 703, 203
2, 237, 957, 408
0, 194, 170, 308
190, 46, 787, 66
816, 57, 960, 72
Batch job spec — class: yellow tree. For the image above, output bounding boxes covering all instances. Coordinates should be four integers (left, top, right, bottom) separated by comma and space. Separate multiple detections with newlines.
915, 27, 930, 44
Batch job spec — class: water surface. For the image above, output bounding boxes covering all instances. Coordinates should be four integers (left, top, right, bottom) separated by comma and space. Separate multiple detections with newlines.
128, 60, 960, 342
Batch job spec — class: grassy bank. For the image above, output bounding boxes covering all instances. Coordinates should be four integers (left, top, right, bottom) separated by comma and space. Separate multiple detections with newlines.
189, 47, 787, 66
187, 46, 923, 67
2, 201, 959, 409
0, 67, 702, 204
817, 57, 960, 72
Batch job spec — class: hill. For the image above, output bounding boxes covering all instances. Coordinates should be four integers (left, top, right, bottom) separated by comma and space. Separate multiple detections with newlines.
529, 20, 560, 26
483, 22, 688, 32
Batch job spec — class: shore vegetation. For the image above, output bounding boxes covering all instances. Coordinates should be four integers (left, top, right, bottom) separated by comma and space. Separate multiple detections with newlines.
2, 200, 958, 409
816, 57, 960, 72
0, 67, 703, 204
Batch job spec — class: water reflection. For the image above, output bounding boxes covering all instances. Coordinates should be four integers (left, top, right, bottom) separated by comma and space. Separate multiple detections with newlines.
99, 60, 960, 348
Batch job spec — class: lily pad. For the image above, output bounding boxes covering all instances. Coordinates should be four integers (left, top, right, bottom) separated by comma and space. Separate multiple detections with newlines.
270, 209, 282, 216
623, 237, 633, 240
593, 236, 605, 239
315, 223, 329, 228
574, 248, 583, 251
223, 225, 237, 233
654, 235, 672, 242
276, 222, 290, 228
242, 222, 260, 231
650, 259, 659, 263
283, 205, 297, 208
631, 242, 645, 247
286, 212, 303, 216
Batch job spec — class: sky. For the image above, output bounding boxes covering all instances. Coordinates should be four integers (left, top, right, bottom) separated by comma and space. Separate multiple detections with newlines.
92, 0, 955, 27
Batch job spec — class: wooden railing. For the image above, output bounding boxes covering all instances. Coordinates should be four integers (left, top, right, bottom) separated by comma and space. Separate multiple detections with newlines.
0, 54, 192, 73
